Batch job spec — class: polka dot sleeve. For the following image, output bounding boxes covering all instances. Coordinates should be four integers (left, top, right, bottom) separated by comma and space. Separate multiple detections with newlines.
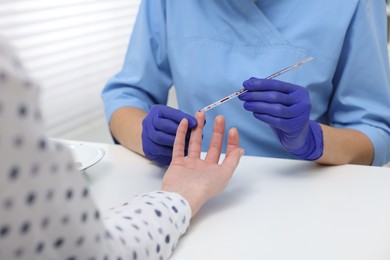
102, 191, 191, 260
0, 39, 191, 260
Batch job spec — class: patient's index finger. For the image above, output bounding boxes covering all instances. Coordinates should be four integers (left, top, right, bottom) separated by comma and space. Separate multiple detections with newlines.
187, 111, 205, 158
172, 118, 188, 158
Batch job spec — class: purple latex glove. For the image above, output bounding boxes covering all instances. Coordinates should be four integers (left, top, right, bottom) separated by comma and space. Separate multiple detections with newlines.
142, 104, 197, 165
238, 78, 323, 160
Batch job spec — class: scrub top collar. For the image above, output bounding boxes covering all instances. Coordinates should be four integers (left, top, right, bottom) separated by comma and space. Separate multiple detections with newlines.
234, 0, 288, 45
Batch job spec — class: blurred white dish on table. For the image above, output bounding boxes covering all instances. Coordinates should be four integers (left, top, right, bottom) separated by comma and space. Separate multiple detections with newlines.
67, 143, 105, 170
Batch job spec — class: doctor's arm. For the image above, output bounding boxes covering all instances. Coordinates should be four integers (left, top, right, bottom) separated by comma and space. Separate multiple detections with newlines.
316, 0, 389, 166
103, 0, 198, 165
317, 125, 373, 165
318, 0, 390, 166
109, 106, 146, 156
239, 78, 375, 166
239, 1, 390, 166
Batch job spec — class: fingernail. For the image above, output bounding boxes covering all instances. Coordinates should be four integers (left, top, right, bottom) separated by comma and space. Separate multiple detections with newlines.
238, 93, 246, 100
240, 149, 245, 156
243, 80, 251, 88
189, 118, 197, 128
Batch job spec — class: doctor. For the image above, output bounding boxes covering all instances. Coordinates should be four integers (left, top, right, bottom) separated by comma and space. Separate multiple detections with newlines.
102, 0, 390, 166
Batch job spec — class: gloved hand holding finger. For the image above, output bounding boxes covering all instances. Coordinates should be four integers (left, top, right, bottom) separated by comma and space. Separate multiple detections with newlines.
142, 104, 197, 165
239, 78, 323, 160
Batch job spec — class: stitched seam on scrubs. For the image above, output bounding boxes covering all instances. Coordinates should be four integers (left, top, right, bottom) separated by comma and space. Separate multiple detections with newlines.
168, 36, 309, 54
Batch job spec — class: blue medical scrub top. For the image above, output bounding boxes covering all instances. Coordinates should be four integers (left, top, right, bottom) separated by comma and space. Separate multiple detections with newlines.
102, 0, 390, 166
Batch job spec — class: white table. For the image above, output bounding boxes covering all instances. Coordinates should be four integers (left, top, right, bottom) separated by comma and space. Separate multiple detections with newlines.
72, 140, 390, 260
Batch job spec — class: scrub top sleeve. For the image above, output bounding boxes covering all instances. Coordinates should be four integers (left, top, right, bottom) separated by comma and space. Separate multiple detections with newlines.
328, 0, 390, 166
101, 0, 173, 122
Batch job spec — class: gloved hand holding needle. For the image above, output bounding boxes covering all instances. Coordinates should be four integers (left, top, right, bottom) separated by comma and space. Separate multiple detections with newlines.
238, 78, 323, 160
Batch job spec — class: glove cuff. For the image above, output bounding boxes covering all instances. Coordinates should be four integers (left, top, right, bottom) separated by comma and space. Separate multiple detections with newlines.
290, 121, 324, 160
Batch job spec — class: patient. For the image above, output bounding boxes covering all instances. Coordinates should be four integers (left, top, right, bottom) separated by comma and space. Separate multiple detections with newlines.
0, 40, 244, 259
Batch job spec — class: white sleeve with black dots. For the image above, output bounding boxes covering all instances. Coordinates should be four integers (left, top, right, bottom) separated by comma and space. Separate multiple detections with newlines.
0, 40, 191, 260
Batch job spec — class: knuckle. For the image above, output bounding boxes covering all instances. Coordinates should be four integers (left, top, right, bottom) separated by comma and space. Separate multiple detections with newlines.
154, 132, 171, 145
150, 104, 159, 112
268, 92, 278, 102
151, 115, 160, 127
151, 104, 165, 115
153, 104, 163, 109
153, 131, 164, 143
275, 80, 285, 89
275, 105, 284, 114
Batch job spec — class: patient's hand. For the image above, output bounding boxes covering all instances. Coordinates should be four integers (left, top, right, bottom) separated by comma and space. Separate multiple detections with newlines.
162, 111, 243, 216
